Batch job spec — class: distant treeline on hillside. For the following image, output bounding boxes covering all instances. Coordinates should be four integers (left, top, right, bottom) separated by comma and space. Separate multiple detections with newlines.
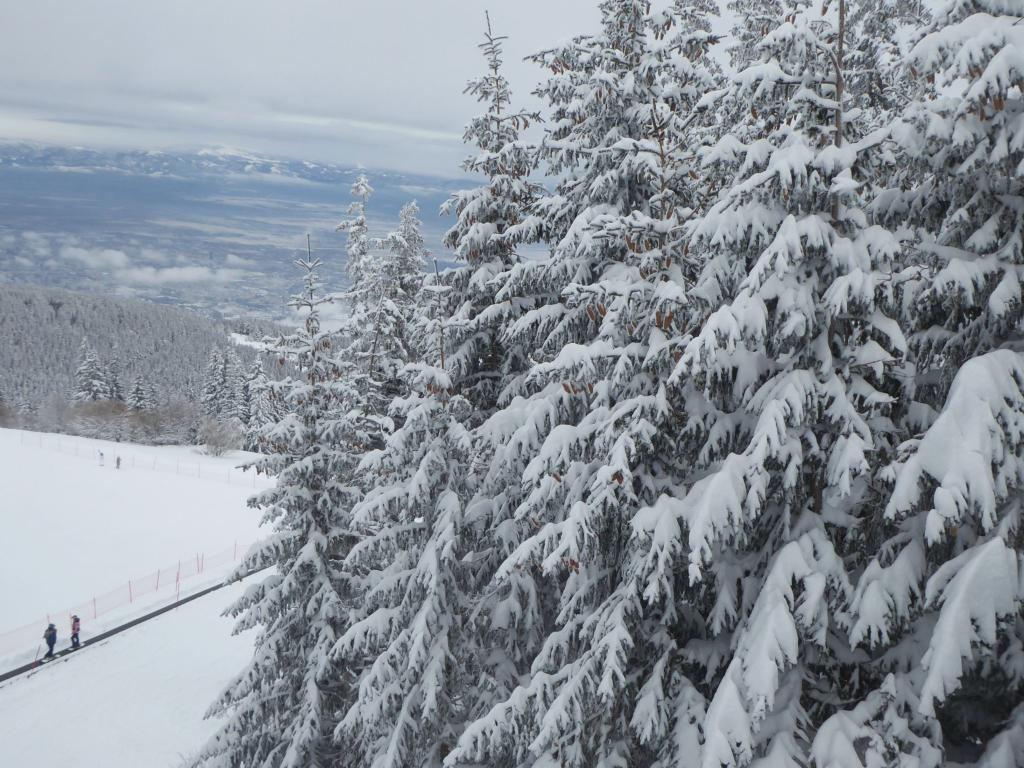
0, 283, 287, 445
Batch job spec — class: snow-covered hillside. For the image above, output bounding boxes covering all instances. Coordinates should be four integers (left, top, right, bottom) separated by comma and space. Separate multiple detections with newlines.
0, 577, 256, 768
0, 426, 268, 766
0, 282, 278, 411
0, 427, 267, 631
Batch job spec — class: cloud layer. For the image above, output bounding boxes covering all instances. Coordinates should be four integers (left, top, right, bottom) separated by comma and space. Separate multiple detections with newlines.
0, 0, 602, 174
7, 232, 258, 289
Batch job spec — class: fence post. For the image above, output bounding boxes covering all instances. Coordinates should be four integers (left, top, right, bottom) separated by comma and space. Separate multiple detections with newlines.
92, 597, 97, 620
234, 540, 238, 560
155, 568, 161, 591
176, 561, 181, 601
128, 579, 133, 603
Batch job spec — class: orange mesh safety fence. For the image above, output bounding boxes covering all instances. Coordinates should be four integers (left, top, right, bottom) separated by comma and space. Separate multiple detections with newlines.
0, 541, 253, 657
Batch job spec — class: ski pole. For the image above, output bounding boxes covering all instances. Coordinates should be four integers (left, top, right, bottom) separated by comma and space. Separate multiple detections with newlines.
32, 644, 42, 668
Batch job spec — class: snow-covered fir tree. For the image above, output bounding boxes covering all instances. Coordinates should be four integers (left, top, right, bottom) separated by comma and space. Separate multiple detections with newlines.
375, 200, 428, 383
331, 18, 543, 766
127, 375, 154, 411
223, 350, 246, 421
202, 350, 225, 419
825, 2, 1024, 763
333, 364, 475, 768
194, 257, 364, 768
337, 172, 374, 287
244, 358, 282, 452
73, 338, 110, 402
435, 11, 541, 418
105, 355, 124, 402
202, 3, 1024, 766
239, 359, 260, 428
636, 2, 922, 765
448, 2, 732, 765
202, 348, 246, 423
340, 198, 427, 408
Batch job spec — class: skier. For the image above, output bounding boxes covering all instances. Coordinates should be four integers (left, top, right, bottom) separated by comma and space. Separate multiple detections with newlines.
116, 456, 121, 470
70, 615, 81, 649
42, 623, 57, 659
98, 451, 105, 467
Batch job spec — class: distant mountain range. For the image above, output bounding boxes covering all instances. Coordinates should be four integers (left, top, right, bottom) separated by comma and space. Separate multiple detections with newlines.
0, 143, 462, 187
0, 143, 464, 319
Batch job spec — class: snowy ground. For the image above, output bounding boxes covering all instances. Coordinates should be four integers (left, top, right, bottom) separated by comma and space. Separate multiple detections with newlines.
0, 577, 256, 768
0, 427, 269, 766
0, 427, 268, 632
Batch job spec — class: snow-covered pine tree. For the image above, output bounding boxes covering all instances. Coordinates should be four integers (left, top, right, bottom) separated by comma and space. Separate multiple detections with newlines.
73, 338, 110, 402
325, 181, 469, 768
331, 19, 541, 766
201, 348, 246, 423
238, 375, 251, 429
337, 172, 374, 287
194, 257, 362, 768
435, 11, 541, 419
829, 2, 1024, 762
105, 355, 124, 402
632, 1, 914, 765
239, 359, 260, 428
447, 2, 731, 765
127, 375, 153, 411
342, 200, 426, 406
332, 362, 475, 768
221, 349, 246, 423
244, 358, 281, 452
202, 349, 225, 419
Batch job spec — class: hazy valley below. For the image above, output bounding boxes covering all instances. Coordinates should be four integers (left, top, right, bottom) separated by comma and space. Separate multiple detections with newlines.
0, 144, 460, 318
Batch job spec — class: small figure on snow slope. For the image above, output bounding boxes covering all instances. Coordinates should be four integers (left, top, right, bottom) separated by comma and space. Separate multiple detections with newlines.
42, 623, 56, 659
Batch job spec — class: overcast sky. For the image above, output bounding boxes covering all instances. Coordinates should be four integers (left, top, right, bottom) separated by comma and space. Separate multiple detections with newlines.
0, 0, 609, 176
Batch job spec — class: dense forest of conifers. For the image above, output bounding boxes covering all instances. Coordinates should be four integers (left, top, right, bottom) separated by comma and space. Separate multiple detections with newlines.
188, 2, 1024, 768
4, 0, 1020, 765
0, 283, 287, 444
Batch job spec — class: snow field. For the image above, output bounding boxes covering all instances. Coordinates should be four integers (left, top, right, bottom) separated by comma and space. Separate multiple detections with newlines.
0, 427, 268, 635
0, 577, 257, 768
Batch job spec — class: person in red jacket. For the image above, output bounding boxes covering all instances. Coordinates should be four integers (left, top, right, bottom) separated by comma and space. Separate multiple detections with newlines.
70, 615, 81, 649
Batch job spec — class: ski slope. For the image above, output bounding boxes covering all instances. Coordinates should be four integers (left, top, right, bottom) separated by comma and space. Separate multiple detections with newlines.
0, 427, 268, 631
0, 577, 256, 768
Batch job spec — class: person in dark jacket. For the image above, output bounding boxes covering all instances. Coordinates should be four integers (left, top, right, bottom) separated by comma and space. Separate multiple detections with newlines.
70, 615, 81, 649
43, 623, 57, 659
